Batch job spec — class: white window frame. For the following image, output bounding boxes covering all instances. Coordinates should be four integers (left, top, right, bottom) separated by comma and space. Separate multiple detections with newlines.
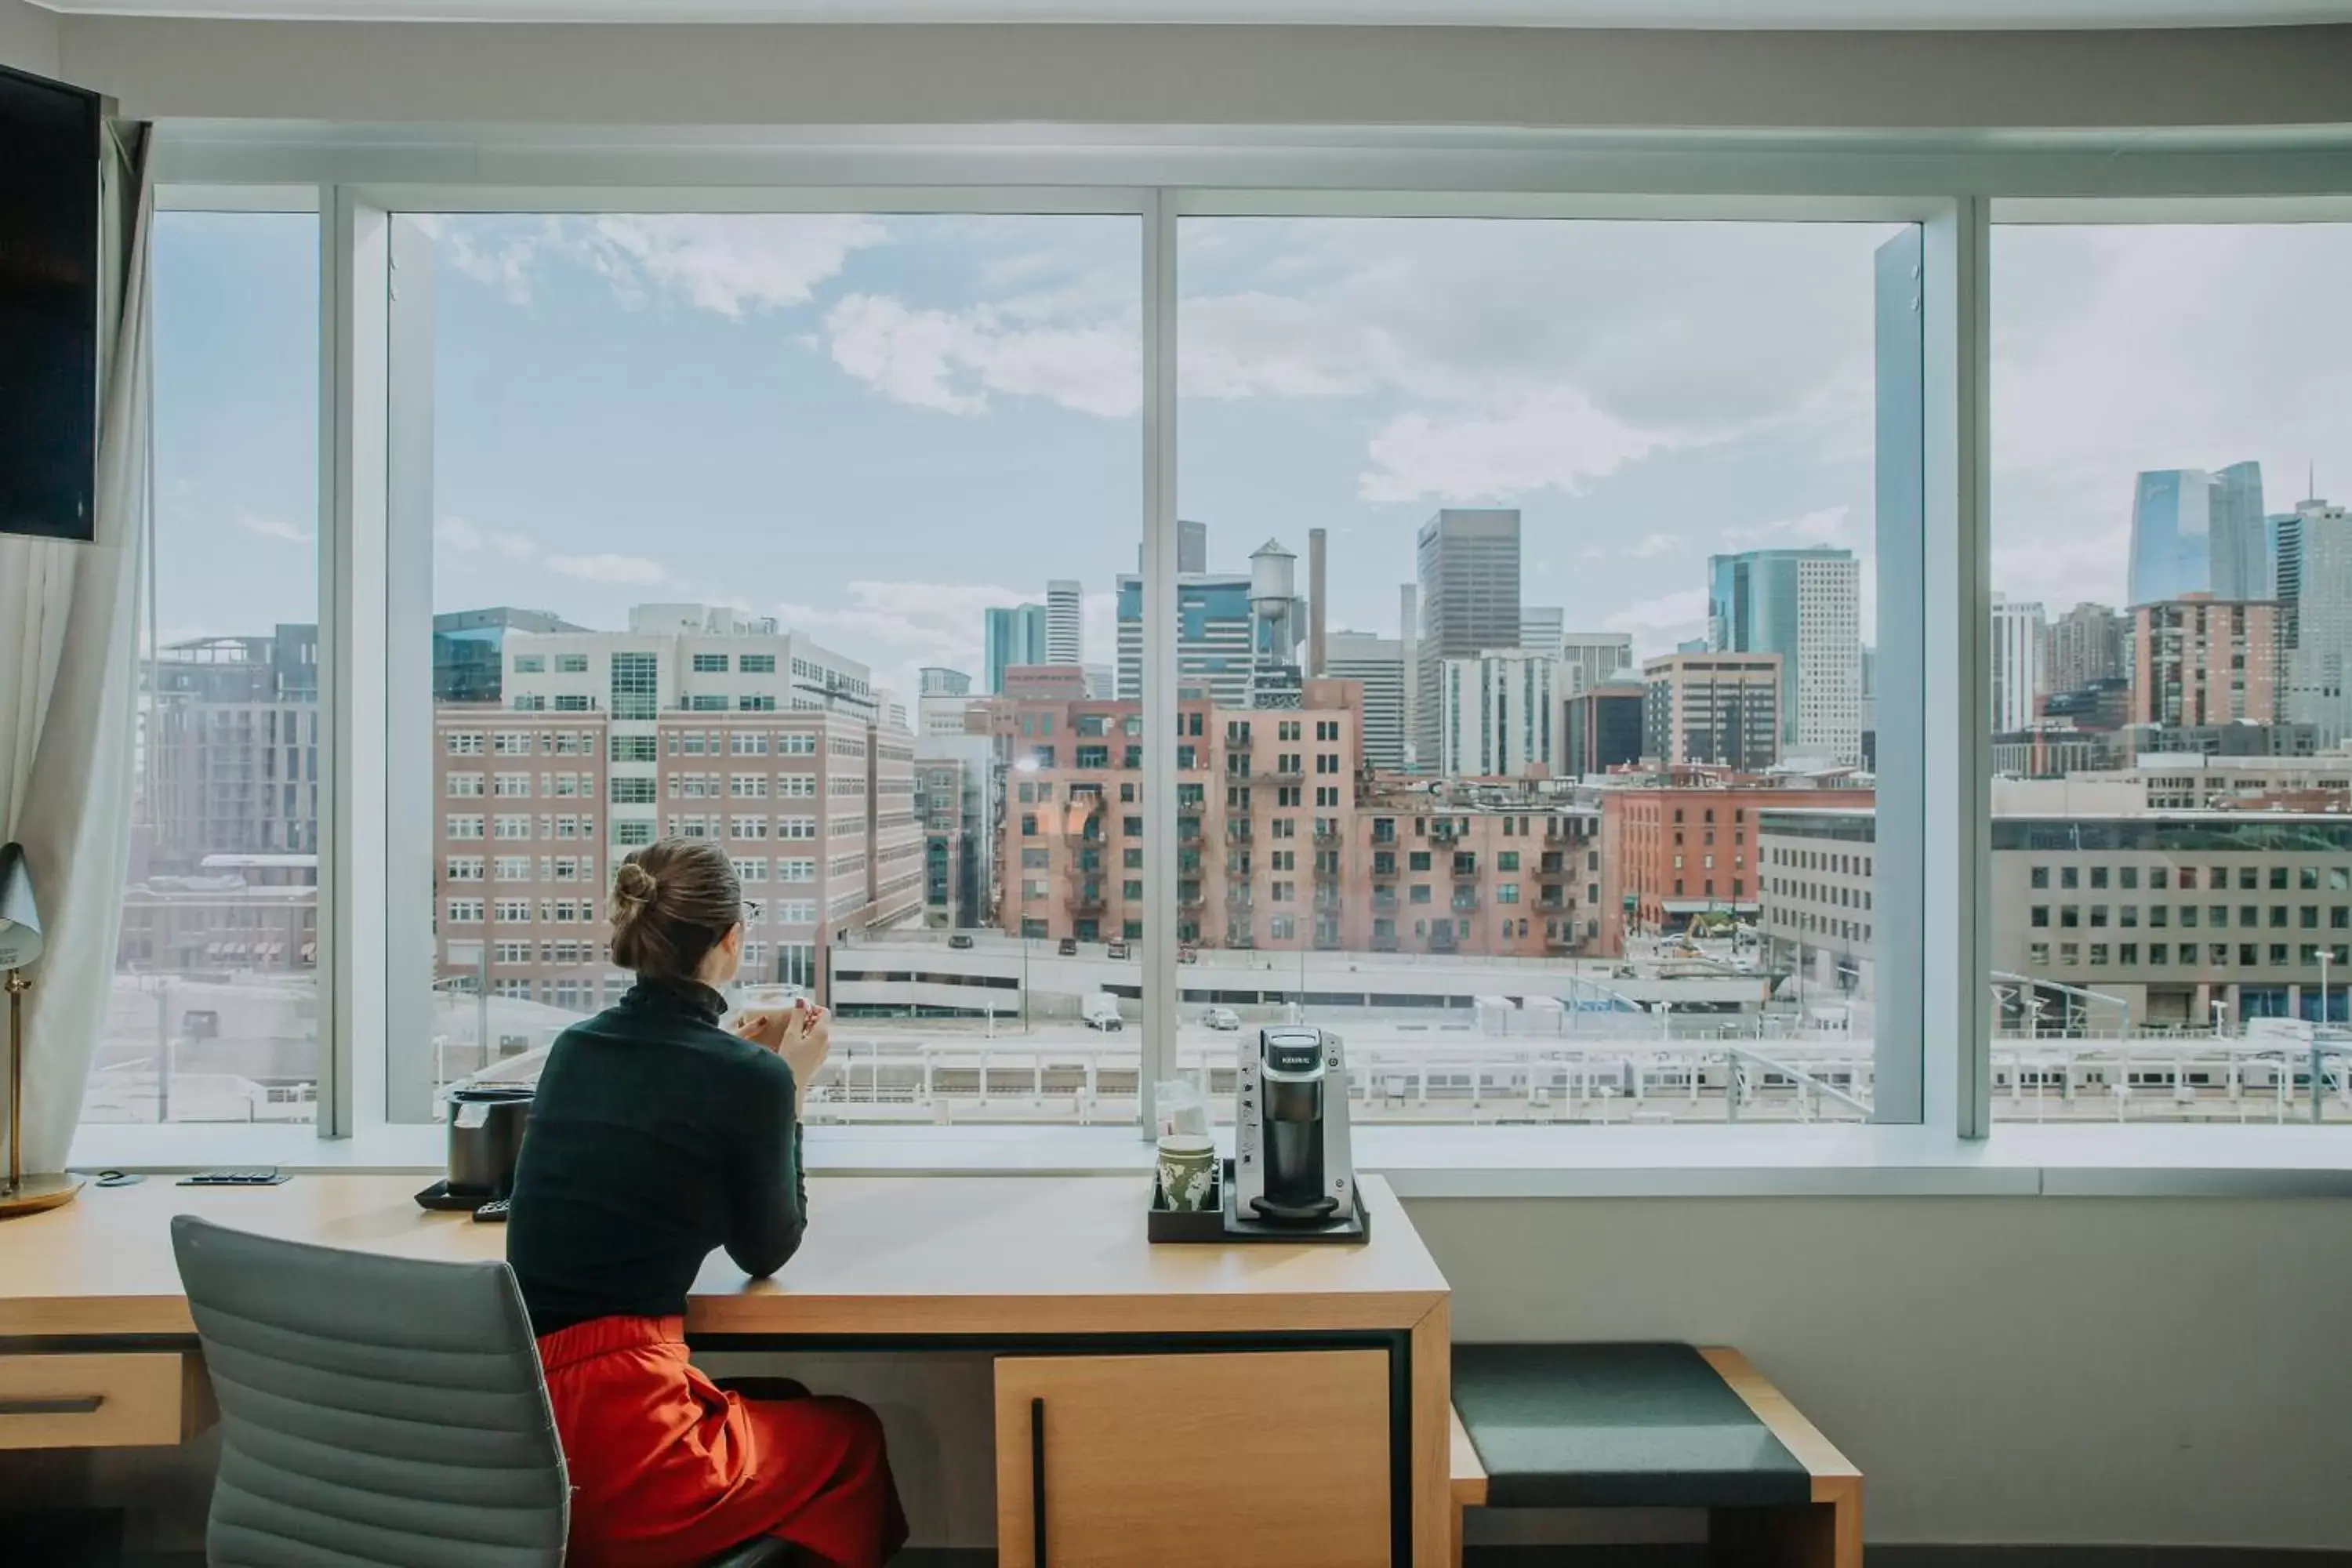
95, 134, 2352, 1187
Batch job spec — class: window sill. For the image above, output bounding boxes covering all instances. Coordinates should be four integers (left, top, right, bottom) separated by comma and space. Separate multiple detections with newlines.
67, 1120, 2352, 1199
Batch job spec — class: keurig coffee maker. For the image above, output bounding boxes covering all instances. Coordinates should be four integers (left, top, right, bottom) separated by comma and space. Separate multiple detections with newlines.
1235, 1026, 1357, 1226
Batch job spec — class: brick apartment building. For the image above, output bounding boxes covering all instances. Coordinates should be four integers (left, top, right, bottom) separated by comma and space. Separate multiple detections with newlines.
430, 605, 919, 1011
1597, 782, 1876, 953
2129, 594, 2285, 729
988, 678, 1604, 958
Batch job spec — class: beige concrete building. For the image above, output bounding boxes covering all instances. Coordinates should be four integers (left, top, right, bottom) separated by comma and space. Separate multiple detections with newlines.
1641, 652, 1782, 771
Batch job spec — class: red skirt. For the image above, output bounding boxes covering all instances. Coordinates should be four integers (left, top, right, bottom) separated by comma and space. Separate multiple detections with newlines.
537, 1315, 908, 1568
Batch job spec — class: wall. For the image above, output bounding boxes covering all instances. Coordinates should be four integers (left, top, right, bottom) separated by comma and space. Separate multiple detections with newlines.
0, 0, 60, 77
1412, 1195, 2352, 1551
44, 19, 2352, 130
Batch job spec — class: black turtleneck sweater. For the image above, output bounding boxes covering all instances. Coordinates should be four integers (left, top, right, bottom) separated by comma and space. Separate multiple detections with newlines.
506, 977, 807, 1338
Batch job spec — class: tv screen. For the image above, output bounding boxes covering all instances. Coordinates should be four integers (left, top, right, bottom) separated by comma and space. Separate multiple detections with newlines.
0, 63, 101, 543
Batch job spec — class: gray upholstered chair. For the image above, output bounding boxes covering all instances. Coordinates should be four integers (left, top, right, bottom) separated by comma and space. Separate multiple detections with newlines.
172, 1214, 792, 1568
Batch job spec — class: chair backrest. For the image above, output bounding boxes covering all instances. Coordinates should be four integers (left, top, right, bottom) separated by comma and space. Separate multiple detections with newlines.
171, 1214, 568, 1568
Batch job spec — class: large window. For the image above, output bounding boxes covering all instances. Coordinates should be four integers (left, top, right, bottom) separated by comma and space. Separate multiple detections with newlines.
1989, 220, 2352, 1122
92, 210, 322, 1125
98, 162, 2352, 1159
402, 212, 1144, 1122
1174, 217, 1905, 1124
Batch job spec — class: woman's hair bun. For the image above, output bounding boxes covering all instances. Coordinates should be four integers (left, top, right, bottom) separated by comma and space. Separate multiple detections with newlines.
613, 861, 659, 909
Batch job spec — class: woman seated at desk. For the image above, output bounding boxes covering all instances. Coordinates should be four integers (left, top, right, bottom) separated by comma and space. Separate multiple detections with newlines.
506, 837, 908, 1568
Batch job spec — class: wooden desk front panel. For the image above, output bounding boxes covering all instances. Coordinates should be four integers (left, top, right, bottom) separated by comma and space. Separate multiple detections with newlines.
996, 1349, 1392, 1568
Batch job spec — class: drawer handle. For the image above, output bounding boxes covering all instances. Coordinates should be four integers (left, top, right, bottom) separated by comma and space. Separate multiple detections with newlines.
0, 1396, 105, 1416
1030, 1396, 1047, 1568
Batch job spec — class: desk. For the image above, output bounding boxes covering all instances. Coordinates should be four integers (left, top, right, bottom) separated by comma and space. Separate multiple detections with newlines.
0, 1174, 1451, 1567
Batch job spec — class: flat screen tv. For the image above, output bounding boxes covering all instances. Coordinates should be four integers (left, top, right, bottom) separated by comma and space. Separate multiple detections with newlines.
0, 63, 102, 543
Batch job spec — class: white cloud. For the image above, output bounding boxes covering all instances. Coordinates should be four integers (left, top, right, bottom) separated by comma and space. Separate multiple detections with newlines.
435, 515, 539, 562
775, 579, 1035, 699
433, 213, 887, 319
1176, 218, 1902, 506
546, 553, 669, 586
1359, 387, 1675, 505
586, 215, 886, 319
1602, 587, 1710, 658
824, 293, 1142, 419
237, 514, 312, 544
1719, 505, 1853, 550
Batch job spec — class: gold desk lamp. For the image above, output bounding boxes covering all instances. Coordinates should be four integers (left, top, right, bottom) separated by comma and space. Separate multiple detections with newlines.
2, 842, 81, 1218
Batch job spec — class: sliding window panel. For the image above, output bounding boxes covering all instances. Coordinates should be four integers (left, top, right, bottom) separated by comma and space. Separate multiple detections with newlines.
90, 211, 325, 1129
1174, 214, 1918, 1127
387, 209, 1146, 1124
1987, 217, 2352, 1123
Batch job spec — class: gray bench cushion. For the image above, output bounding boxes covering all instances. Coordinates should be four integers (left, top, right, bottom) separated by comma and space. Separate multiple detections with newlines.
1453, 1342, 1811, 1510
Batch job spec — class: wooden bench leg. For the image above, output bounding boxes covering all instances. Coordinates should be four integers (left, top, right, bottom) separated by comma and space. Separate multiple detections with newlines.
1710, 1486, 1861, 1568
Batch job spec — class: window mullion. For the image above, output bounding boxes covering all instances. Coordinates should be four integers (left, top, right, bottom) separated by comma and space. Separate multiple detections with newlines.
1139, 190, 1179, 1138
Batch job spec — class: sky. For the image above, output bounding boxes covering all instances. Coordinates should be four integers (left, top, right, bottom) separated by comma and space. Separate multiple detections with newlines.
152, 209, 2352, 703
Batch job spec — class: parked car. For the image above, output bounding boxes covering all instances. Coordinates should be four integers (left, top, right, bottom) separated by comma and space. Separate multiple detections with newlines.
1105, 940, 1130, 960
1203, 1007, 1242, 1032
1082, 993, 1125, 1031
948, 933, 975, 950
1058, 937, 1080, 956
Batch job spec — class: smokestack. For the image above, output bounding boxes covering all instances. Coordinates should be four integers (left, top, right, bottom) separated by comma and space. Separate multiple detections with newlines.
1308, 528, 1328, 678
1399, 583, 1418, 771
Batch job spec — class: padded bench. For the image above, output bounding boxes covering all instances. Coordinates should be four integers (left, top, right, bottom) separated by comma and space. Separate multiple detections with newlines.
1449, 1343, 1861, 1568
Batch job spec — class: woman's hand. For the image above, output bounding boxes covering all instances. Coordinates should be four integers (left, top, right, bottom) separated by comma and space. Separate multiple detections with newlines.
776, 1001, 832, 1114
727, 1007, 790, 1052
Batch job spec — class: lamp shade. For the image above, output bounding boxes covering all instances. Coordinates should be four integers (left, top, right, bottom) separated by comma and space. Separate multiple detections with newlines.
0, 843, 40, 969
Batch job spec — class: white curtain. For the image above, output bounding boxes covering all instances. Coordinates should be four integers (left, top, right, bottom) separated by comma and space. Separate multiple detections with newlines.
0, 124, 152, 1171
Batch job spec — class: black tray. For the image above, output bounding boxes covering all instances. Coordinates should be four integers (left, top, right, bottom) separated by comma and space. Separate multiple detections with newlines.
414, 1178, 498, 1215
1147, 1159, 1370, 1245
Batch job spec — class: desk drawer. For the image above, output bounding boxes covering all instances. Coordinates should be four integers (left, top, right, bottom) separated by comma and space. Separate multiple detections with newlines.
0, 1352, 206, 1450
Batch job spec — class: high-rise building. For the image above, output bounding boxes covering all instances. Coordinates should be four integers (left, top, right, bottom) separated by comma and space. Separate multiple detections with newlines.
1414, 509, 1522, 771
1138, 519, 1212, 576
983, 603, 1048, 695
1308, 528, 1328, 677
2284, 499, 2352, 746
1045, 579, 1083, 666
1116, 552, 1305, 710
2126, 463, 2267, 605
1178, 518, 1208, 575
916, 666, 977, 736
1398, 583, 1419, 771
1641, 652, 1782, 771
1115, 572, 1254, 706
2128, 593, 2285, 729
2044, 603, 2126, 696
1559, 632, 1635, 696
1563, 677, 1646, 775
1706, 547, 1862, 764
1436, 651, 1561, 778
1083, 663, 1114, 700
1990, 594, 2045, 734
1325, 630, 1405, 771
915, 732, 994, 930
143, 624, 321, 873
433, 608, 587, 703
1519, 605, 1565, 658
2211, 461, 2270, 601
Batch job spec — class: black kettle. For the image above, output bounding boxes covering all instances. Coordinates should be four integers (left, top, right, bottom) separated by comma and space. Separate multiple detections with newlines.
445, 1084, 534, 1200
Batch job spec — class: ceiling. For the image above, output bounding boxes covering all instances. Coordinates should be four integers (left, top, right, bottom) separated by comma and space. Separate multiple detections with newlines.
29, 0, 2352, 25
